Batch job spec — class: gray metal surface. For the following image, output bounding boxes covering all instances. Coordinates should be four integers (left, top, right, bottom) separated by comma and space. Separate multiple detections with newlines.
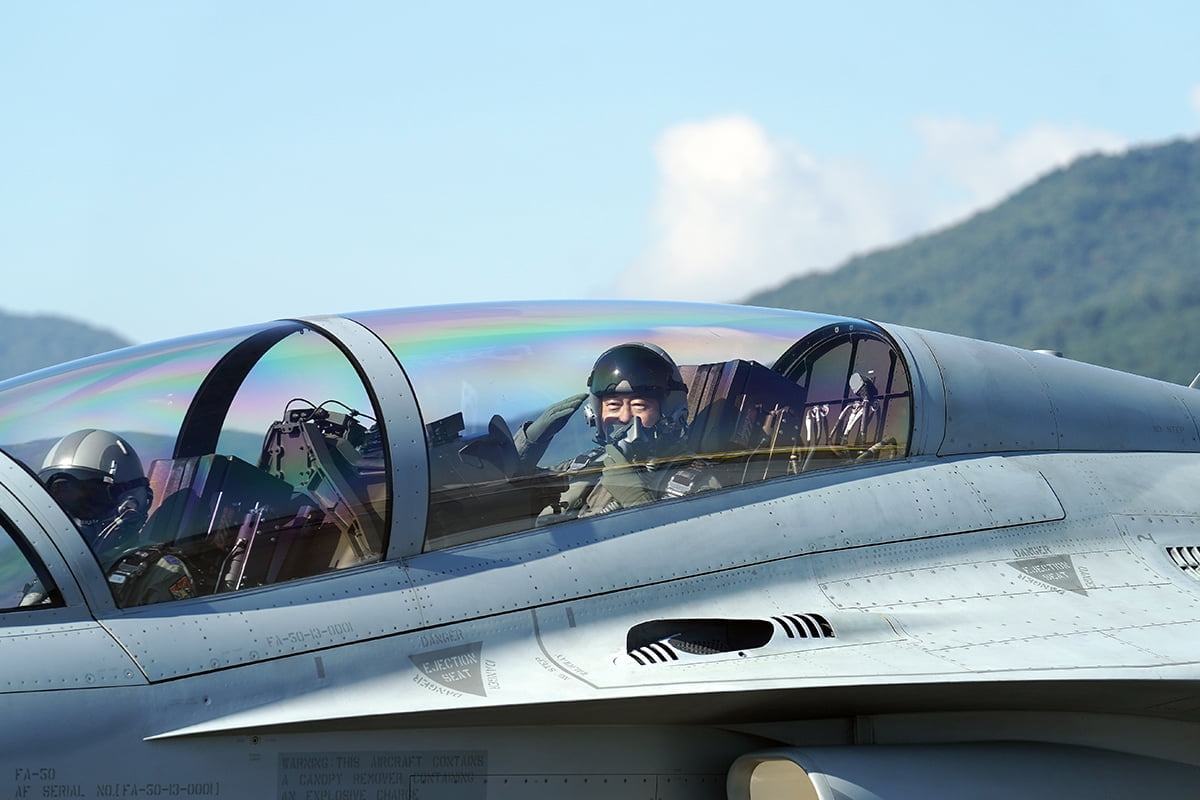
2, 301, 1200, 799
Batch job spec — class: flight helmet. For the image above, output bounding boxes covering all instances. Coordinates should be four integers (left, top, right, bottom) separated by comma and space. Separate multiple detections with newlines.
585, 342, 688, 445
39, 429, 149, 521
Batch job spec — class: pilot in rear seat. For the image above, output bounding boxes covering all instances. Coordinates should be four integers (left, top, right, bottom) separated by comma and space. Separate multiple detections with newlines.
514, 342, 717, 521
35, 429, 196, 606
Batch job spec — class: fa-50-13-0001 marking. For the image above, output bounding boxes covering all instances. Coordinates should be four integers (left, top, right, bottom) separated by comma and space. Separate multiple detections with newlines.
2, 300, 1200, 799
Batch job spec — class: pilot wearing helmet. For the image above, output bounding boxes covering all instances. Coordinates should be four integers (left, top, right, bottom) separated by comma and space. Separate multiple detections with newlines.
39, 429, 152, 567
515, 342, 716, 520
35, 429, 195, 606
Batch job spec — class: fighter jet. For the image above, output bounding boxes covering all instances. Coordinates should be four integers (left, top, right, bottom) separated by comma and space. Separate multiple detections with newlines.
2, 300, 1199, 799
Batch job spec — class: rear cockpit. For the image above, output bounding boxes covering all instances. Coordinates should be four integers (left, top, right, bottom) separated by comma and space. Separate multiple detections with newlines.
0, 302, 914, 610
0, 320, 392, 609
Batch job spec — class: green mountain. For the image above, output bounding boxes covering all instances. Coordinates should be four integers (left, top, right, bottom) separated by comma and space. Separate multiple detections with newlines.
745, 137, 1200, 385
4, 138, 1198, 386
0, 310, 132, 381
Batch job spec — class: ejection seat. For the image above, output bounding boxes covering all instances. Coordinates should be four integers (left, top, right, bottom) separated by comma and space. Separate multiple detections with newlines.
136, 454, 297, 597
678, 360, 810, 487
128, 405, 392, 598
255, 406, 389, 580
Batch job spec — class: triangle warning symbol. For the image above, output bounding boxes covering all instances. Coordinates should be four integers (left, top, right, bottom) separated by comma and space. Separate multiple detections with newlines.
1009, 554, 1088, 596
410, 642, 487, 696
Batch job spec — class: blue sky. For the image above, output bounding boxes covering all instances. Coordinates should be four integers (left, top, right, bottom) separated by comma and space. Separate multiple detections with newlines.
3, 2, 1198, 344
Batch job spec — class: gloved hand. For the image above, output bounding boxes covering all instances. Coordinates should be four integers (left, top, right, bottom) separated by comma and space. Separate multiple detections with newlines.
605, 415, 653, 462
514, 393, 588, 468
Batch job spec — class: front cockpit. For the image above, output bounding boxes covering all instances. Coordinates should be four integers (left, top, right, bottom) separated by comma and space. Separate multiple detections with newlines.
0, 302, 914, 610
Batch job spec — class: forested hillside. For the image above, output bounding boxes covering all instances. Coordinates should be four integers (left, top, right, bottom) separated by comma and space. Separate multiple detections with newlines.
0, 311, 131, 381
745, 137, 1200, 384
4, 138, 1198, 385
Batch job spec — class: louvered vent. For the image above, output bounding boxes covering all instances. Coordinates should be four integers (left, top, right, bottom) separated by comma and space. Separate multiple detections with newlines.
624, 614, 836, 665
1166, 546, 1200, 579
627, 642, 680, 665
773, 613, 835, 639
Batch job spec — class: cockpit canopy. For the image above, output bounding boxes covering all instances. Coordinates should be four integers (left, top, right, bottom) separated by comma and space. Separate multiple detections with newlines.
0, 302, 912, 609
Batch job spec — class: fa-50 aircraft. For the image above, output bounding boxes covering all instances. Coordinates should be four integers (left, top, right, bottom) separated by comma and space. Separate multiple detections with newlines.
3, 300, 1200, 799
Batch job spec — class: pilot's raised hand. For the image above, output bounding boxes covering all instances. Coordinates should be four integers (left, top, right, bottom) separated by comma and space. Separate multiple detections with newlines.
605, 415, 657, 463
514, 393, 588, 469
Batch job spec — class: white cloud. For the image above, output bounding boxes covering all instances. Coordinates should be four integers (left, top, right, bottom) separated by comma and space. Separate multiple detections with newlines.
912, 118, 1126, 222
621, 115, 900, 302
1191, 84, 1200, 118
620, 114, 1127, 304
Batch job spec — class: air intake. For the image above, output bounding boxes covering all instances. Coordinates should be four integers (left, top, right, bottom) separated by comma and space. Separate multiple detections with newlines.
624, 614, 836, 665
1166, 546, 1200, 579
773, 613, 834, 639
